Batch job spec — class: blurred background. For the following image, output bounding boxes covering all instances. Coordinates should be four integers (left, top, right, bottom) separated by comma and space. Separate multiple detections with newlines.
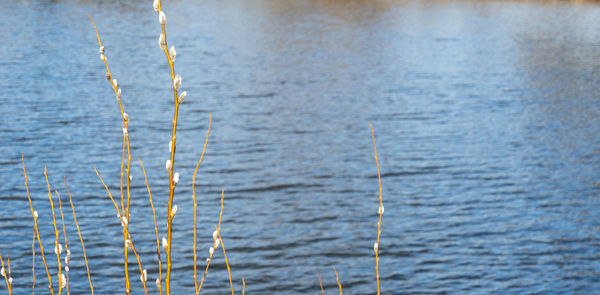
1, 0, 600, 293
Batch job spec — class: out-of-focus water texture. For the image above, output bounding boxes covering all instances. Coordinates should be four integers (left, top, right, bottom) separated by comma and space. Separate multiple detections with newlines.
1, 0, 600, 293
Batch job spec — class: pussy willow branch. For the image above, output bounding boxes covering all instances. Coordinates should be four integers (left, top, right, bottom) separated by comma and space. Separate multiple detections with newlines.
57, 189, 70, 295
21, 156, 54, 295
370, 123, 383, 295
44, 168, 63, 295
154, 2, 181, 292
64, 178, 94, 294
89, 14, 133, 292
197, 189, 225, 295
193, 114, 212, 293
138, 159, 163, 295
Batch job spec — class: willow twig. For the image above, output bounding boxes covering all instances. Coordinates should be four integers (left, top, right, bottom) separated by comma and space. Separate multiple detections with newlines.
197, 189, 225, 295
88, 15, 133, 292
193, 114, 212, 293
138, 158, 162, 295
57, 189, 70, 295
64, 178, 94, 294
94, 168, 148, 295
216, 228, 234, 295
333, 267, 342, 295
317, 273, 324, 295
32, 228, 36, 295
153, 2, 183, 292
44, 169, 63, 295
0, 254, 12, 295
370, 123, 383, 295
22, 156, 54, 295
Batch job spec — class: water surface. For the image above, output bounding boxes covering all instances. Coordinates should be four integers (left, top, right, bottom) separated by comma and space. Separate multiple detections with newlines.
1, 0, 600, 294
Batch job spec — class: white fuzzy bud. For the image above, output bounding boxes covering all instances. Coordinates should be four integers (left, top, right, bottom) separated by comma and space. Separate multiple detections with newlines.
65, 266, 69, 272
173, 172, 179, 185
8, 277, 12, 285
214, 238, 220, 249
165, 159, 172, 172
65, 255, 69, 265
171, 204, 178, 217
162, 237, 168, 249
121, 216, 128, 227
155, 277, 160, 287
100, 54, 106, 62
209, 247, 214, 256
159, 33, 167, 50
66, 249, 71, 256
169, 140, 172, 152
61, 273, 66, 288
169, 45, 176, 61
112, 79, 118, 88
34, 211, 38, 219
140, 269, 147, 282
173, 75, 181, 90
153, 0, 159, 11
177, 91, 186, 103
129, 175, 133, 181
99, 46, 105, 54
379, 205, 384, 215
117, 88, 122, 100
122, 127, 128, 137
159, 11, 167, 25
212, 229, 219, 241
125, 239, 133, 249
374, 242, 378, 253
1, 267, 5, 277
55, 243, 63, 255
122, 112, 129, 121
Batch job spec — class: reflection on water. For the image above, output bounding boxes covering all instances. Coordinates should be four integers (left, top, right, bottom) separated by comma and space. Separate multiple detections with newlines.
1, 0, 600, 294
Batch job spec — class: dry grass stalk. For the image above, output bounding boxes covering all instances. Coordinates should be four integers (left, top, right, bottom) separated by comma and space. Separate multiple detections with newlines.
152, 2, 185, 293
88, 14, 133, 293
317, 273, 324, 295
370, 123, 383, 295
0, 253, 12, 295
44, 168, 63, 295
192, 114, 212, 293
197, 189, 225, 295
138, 159, 163, 295
333, 267, 342, 295
57, 189, 70, 295
242, 277, 245, 295
64, 178, 94, 294
216, 228, 234, 295
22, 156, 54, 294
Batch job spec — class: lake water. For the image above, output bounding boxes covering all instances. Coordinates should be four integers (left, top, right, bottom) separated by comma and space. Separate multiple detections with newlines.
1, 0, 600, 294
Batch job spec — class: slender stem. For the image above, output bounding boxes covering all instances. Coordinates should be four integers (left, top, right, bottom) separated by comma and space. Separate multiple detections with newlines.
197, 189, 225, 295
57, 189, 70, 295
216, 229, 234, 295
44, 168, 63, 295
64, 178, 94, 294
333, 267, 342, 295
21, 156, 54, 295
88, 15, 132, 292
138, 159, 163, 295
370, 123, 383, 295
0, 254, 12, 295
94, 169, 148, 295
242, 277, 245, 295
32, 228, 36, 295
317, 273, 324, 295
193, 114, 212, 293
154, 1, 181, 291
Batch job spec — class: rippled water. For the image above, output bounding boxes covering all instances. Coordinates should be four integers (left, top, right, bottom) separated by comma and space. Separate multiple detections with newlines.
2, 0, 600, 294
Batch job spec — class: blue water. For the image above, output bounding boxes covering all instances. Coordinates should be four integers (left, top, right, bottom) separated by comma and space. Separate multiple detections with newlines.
1, 0, 600, 294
